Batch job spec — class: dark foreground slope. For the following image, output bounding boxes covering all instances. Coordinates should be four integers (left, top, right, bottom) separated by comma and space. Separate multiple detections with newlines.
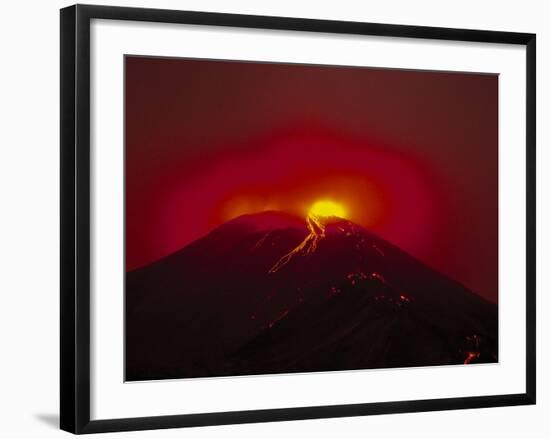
126, 212, 497, 381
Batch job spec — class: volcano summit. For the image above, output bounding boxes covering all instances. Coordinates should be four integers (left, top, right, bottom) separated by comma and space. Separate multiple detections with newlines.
125, 211, 497, 381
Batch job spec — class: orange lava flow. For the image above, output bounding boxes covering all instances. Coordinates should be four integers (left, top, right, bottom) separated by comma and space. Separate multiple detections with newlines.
269, 214, 325, 273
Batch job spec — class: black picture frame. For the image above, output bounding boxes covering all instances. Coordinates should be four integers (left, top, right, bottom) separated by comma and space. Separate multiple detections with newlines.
60, 4, 536, 434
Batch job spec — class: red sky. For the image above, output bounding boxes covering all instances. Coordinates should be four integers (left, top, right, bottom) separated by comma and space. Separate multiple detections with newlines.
125, 56, 498, 302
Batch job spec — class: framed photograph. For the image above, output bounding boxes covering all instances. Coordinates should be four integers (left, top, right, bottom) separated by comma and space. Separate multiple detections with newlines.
60, 4, 536, 434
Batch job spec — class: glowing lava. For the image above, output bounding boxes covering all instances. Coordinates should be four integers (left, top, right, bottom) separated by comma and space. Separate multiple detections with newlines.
269, 200, 347, 273
309, 200, 348, 219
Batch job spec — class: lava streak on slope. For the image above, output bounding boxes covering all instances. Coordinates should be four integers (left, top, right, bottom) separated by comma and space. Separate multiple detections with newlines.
269, 213, 326, 273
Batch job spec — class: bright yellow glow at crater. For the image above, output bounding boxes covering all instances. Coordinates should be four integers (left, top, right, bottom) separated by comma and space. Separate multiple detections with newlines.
309, 200, 348, 219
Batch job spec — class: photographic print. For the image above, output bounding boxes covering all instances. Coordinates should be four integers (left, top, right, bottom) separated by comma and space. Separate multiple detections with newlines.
124, 56, 498, 381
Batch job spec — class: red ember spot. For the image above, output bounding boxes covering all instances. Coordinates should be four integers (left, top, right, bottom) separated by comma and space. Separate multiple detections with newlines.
464, 351, 481, 364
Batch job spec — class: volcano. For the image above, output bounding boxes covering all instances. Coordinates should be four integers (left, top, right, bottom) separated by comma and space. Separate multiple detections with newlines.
125, 211, 498, 381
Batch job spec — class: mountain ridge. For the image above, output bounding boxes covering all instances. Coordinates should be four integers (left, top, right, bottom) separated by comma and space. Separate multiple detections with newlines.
126, 211, 497, 381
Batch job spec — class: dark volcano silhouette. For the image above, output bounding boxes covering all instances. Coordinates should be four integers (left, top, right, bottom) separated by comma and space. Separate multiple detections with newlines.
126, 211, 497, 381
